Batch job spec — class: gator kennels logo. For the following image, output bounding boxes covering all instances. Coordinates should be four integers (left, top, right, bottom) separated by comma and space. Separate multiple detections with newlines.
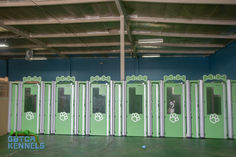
8, 130, 45, 150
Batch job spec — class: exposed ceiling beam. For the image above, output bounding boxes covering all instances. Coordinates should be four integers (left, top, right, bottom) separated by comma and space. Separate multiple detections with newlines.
0, 34, 19, 39
3, 16, 236, 26
137, 43, 224, 48
0, 21, 66, 58
4, 17, 120, 26
2, 42, 224, 49
123, 0, 236, 5
0, 0, 235, 7
129, 16, 236, 26
137, 50, 215, 54
132, 31, 236, 39
0, 0, 112, 7
55, 49, 216, 55
114, 0, 135, 55
0, 52, 25, 56
49, 42, 130, 47
28, 30, 236, 39
30, 31, 123, 38
0, 49, 214, 56
0, 42, 130, 49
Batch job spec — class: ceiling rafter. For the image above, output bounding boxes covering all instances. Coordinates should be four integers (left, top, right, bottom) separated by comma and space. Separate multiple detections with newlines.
60, 49, 215, 54
30, 31, 123, 38
3, 17, 120, 26
0, 21, 66, 58
129, 16, 236, 26
0, 0, 234, 58
3, 16, 236, 26
123, 0, 236, 5
132, 31, 236, 39
0, 49, 215, 56
21, 30, 236, 39
0, 42, 224, 49
0, 0, 112, 7
0, 0, 235, 7
0, 34, 19, 39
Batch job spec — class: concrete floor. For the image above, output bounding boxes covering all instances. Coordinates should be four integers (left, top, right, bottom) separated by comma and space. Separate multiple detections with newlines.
0, 135, 236, 157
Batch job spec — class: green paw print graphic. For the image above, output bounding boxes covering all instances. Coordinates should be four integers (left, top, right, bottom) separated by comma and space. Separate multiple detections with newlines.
95, 112, 103, 122
169, 113, 179, 123
26, 112, 34, 120
59, 112, 68, 121
131, 113, 141, 122
209, 113, 220, 124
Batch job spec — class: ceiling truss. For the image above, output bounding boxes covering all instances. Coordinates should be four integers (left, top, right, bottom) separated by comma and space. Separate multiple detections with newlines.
0, 0, 235, 58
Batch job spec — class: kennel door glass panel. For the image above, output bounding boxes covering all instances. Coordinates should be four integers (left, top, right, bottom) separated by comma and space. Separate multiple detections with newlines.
126, 84, 147, 136
164, 83, 185, 137
204, 83, 226, 138
55, 84, 73, 134
90, 84, 109, 136
21, 84, 40, 133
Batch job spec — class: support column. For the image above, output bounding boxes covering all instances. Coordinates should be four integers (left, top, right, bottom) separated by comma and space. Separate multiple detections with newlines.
120, 15, 125, 81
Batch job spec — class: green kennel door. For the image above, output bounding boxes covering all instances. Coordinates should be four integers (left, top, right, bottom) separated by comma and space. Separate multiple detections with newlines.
164, 75, 186, 138
90, 76, 110, 136
203, 75, 227, 139
21, 76, 41, 133
55, 76, 75, 135
126, 75, 147, 137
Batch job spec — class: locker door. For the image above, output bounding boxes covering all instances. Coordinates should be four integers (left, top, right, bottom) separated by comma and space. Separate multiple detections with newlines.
55, 84, 74, 134
126, 83, 147, 136
204, 83, 226, 138
90, 83, 109, 136
164, 83, 185, 137
21, 83, 40, 133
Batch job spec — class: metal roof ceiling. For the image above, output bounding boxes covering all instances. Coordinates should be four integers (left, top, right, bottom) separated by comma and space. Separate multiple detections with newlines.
0, 0, 235, 59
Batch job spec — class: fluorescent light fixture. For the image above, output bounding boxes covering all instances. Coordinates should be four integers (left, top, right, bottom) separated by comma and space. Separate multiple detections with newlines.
32, 47, 46, 51
29, 57, 47, 61
138, 38, 163, 44
0, 27, 8, 32
142, 54, 160, 58
139, 45, 161, 49
0, 43, 8, 47
85, 16, 100, 19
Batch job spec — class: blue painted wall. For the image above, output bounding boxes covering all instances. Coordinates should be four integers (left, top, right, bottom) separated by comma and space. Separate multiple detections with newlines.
210, 40, 236, 79
7, 57, 210, 81
0, 60, 7, 77
8, 59, 70, 81
3, 41, 236, 81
